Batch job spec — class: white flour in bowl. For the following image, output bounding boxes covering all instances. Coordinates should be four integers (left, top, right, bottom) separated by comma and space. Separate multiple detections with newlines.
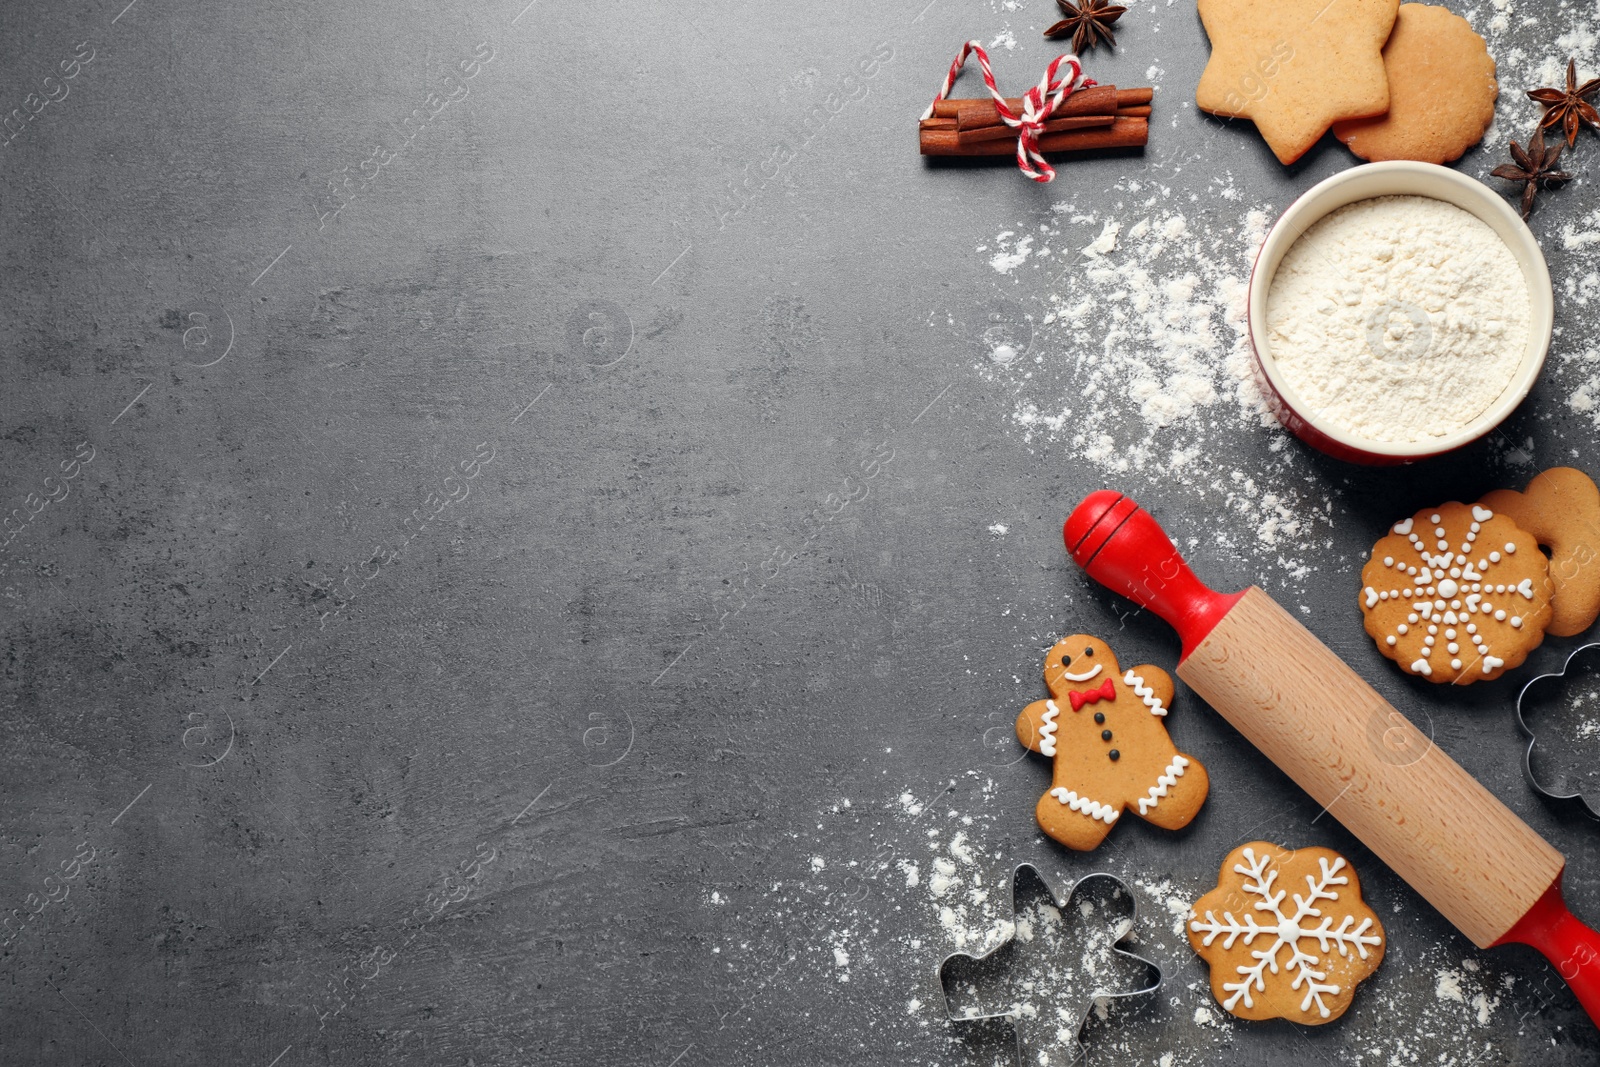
1265, 195, 1531, 445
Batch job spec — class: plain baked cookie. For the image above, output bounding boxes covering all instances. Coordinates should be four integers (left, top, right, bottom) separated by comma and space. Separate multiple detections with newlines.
1332, 4, 1498, 163
1360, 502, 1553, 683
1480, 468, 1600, 637
1196, 0, 1397, 164
1015, 634, 1209, 851
1188, 842, 1385, 1024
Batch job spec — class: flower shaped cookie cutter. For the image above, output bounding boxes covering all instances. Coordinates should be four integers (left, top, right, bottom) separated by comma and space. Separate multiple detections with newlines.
1516, 642, 1600, 819
937, 863, 1162, 1066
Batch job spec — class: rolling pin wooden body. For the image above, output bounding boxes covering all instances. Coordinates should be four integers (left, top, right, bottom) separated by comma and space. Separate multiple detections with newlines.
1066, 490, 1600, 1027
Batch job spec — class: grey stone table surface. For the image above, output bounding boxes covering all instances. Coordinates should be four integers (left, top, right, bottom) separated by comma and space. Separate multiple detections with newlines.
5, 0, 1600, 1063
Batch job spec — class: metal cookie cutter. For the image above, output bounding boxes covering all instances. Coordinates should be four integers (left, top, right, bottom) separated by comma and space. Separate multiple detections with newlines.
937, 863, 1162, 1067
1517, 642, 1600, 819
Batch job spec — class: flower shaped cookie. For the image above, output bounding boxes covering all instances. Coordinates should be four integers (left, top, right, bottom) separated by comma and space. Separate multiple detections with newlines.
1188, 842, 1384, 1024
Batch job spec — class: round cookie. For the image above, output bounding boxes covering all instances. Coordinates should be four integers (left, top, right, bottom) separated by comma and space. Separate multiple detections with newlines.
1015, 634, 1209, 851
1480, 468, 1600, 638
1360, 502, 1553, 683
1188, 842, 1385, 1024
1332, 4, 1498, 164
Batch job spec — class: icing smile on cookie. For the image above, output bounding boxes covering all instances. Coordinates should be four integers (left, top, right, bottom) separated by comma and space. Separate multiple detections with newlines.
1061, 663, 1103, 682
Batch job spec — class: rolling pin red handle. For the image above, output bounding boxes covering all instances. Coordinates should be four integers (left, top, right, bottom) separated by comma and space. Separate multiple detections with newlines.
1496, 874, 1600, 1028
1064, 491, 1245, 660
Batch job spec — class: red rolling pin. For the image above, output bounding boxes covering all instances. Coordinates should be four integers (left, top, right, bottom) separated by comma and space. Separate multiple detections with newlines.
1065, 489, 1600, 1027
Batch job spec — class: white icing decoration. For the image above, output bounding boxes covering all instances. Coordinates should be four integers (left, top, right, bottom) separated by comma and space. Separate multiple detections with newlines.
1062, 662, 1103, 682
1039, 700, 1060, 757
1136, 754, 1190, 815
1472, 506, 1493, 522
1188, 849, 1381, 1019
1483, 656, 1504, 672
1367, 509, 1541, 677
1123, 669, 1168, 716
1393, 518, 1414, 534
1050, 786, 1118, 824
1430, 513, 1441, 524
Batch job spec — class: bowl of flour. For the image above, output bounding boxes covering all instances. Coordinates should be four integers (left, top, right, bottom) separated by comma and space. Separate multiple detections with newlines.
1249, 162, 1552, 465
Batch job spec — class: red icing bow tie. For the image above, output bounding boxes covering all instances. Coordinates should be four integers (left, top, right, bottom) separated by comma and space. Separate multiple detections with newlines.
1069, 678, 1116, 711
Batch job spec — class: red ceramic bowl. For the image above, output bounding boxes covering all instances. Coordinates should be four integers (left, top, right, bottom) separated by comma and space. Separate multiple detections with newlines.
1247, 161, 1553, 466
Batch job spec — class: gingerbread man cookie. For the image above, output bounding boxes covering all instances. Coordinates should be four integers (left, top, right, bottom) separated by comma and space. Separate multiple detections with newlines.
1360, 502, 1554, 683
1196, 0, 1397, 164
1016, 635, 1209, 851
1479, 468, 1600, 637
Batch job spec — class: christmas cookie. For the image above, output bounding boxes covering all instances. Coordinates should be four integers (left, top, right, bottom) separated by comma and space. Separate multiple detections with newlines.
1188, 842, 1385, 1024
1480, 468, 1600, 637
1196, 0, 1397, 164
1360, 502, 1553, 683
1332, 5, 1498, 164
1015, 634, 1209, 851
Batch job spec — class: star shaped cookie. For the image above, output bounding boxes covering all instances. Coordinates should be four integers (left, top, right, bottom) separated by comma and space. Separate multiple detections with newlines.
1196, 0, 1399, 164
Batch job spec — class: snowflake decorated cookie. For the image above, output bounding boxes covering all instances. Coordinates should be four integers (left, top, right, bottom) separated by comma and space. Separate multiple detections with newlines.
1360, 501, 1553, 684
1188, 842, 1385, 1024
1015, 634, 1209, 851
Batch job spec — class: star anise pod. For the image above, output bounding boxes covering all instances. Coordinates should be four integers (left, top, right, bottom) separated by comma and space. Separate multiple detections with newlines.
1528, 59, 1600, 146
1045, 0, 1126, 52
1491, 127, 1572, 219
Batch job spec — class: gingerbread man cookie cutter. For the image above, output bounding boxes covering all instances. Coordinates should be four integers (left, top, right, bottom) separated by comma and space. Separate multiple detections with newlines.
1516, 642, 1600, 819
937, 863, 1162, 1067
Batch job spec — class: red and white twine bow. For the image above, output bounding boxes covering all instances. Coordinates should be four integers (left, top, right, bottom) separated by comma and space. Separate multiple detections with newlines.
920, 41, 1095, 183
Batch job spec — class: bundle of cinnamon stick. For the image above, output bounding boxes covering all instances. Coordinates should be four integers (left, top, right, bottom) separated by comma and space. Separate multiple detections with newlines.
919, 85, 1152, 156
